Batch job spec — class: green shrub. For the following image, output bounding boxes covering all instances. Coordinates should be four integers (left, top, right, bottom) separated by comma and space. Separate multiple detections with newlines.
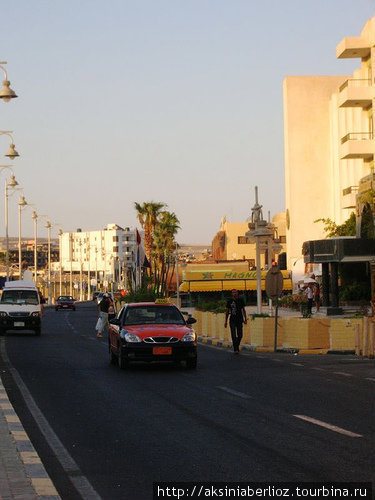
120, 289, 157, 304
339, 282, 370, 301
279, 293, 307, 310
196, 299, 227, 314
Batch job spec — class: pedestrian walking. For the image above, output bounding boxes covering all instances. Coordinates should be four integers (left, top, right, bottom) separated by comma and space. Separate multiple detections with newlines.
305, 283, 314, 316
96, 293, 111, 338
224, 289, 247, 353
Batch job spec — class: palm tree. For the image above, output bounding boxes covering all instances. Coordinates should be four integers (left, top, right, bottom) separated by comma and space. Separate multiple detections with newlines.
134, 201, 165, 263
153, 211, 180, 296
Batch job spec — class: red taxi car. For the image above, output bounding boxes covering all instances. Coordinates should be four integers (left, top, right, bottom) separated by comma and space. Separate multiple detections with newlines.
108, 302, 197, 369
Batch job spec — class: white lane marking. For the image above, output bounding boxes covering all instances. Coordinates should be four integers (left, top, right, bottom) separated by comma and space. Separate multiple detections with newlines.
291, 363, 304, 367
365, 377, 375, 382
272, 359, 284, 363
293, 414, 362, 438
311, 367, 326, 372
216, 386, 252, 399
333, 372, 352, 377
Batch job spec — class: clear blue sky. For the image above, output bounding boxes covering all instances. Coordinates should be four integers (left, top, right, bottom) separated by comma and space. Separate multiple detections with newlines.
1, 0, 374, 243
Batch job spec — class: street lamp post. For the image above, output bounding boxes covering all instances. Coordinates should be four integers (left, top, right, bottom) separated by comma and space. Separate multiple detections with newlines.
45, 220, 52, 304
246, 187, 273, 314
31, 211, 38, 283
1, 167, 18, 280
59, 229, 63, 296
0, 131, 20, 160
86, 234, 91, 301
0, 62, 18, 102
79, 239, 83, 301
18, 195, 28, 279
69, 233, 73, 296
175, 242, 180, 308
95, 246, 98, 285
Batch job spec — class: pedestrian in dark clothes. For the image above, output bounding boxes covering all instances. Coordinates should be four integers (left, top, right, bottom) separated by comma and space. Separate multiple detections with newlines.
96, 293, 111, 338
224, 289, 247, 353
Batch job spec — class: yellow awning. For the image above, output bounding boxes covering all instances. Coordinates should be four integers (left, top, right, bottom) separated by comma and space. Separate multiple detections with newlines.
179, 278, 292, 293
189, 281, 223, 292
221, 280, 247, 291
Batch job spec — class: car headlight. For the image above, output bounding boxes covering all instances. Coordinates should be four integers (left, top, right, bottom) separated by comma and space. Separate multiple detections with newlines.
181, 330, 196, 342
0, 311, 7, 317
31, 312, 40, 317
120, 329, 141, 343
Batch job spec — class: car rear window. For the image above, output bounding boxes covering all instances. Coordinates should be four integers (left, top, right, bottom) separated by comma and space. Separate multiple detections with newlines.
1, 290, 39, 305
124, 306, 185, 325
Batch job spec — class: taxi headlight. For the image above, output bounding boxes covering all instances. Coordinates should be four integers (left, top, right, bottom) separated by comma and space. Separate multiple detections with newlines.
181, 330, 196, 342
0, 311, 7, 317
120, 329, 141, 343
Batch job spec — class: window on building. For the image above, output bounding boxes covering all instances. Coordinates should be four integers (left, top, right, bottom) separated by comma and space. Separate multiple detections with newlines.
126, 247, 130, 252
113, 246, 119, 253
238, 236, 251, 244
280, 236, 286, 244
113, 236, 119, 242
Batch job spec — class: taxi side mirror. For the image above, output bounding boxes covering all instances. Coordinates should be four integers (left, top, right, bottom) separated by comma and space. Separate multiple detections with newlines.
186, 317, 196, 325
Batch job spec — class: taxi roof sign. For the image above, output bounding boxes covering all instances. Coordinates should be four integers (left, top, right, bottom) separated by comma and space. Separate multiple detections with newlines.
154, 298, 170, 304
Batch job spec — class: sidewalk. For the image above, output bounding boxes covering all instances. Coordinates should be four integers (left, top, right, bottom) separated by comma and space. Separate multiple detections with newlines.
0, 371, 60, 499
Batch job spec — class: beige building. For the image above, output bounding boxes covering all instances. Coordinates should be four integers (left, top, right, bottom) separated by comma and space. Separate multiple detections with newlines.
284, 17, 375, 275
211, 214, 286, 266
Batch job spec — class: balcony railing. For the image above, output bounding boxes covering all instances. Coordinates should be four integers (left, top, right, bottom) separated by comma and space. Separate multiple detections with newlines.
339, 78, 371, 92
341, 132, 374, 144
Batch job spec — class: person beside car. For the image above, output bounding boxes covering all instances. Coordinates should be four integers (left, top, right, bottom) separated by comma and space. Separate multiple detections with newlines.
96, 293, 111, 338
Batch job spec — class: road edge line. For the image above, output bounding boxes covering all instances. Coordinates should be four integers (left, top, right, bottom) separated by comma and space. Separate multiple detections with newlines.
0, 337, 102, 500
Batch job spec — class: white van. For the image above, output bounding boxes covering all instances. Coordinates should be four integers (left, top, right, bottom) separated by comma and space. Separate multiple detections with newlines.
0, 281, 43, 336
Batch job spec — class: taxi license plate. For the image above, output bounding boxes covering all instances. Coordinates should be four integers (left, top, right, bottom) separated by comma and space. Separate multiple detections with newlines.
153, 347, 172, 355
14, 322, 25, 327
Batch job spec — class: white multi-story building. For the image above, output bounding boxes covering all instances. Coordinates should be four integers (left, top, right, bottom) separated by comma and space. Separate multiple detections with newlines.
59, 223, 141, 284
283, 17, 375, 275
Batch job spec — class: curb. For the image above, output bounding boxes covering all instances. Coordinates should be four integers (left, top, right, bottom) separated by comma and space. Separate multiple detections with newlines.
0, 379, 61, 499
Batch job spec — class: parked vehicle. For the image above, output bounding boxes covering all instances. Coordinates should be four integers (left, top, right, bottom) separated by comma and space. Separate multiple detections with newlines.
55, 295, 76, 311
0, 280, 43, 336
108, 301, 197, 369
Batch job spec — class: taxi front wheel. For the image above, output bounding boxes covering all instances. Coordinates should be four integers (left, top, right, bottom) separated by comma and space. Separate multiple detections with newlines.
118, 347, 129, 370
109, 342, 117, 365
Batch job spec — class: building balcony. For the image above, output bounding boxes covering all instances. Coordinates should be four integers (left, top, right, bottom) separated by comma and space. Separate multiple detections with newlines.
338, 79, 374, 108
340, 133, 375, 160
336, 37, 371, 59
341, 186, 358, 209
358, 173, 375, 195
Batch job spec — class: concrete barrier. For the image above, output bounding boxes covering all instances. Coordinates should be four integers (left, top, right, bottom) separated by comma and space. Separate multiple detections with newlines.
195, 311, 374, 356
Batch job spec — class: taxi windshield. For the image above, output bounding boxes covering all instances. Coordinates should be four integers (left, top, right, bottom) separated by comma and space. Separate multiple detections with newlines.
124, 305, 185, 325
1, 290, 39, 305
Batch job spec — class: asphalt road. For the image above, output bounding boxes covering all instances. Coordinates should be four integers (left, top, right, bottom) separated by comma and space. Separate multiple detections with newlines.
0, 301, 374, 499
